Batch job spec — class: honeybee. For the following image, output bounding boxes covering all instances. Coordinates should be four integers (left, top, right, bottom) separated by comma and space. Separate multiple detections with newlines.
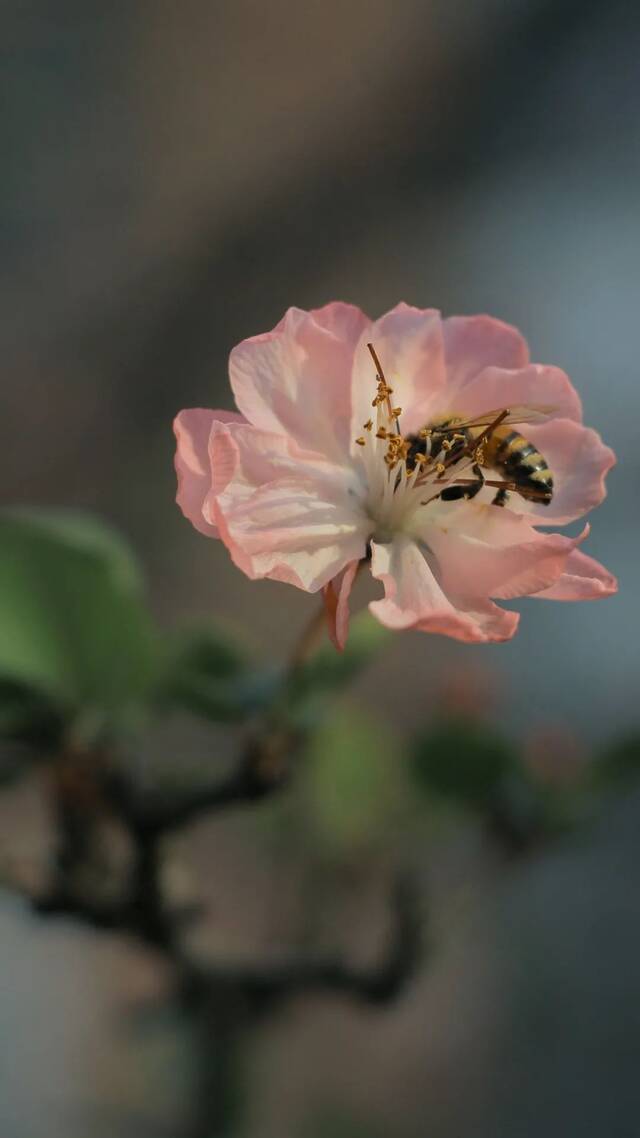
408, 406, 555, 507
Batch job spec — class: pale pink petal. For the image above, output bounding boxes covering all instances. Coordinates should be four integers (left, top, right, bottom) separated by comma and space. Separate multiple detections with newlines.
229, 304, 369, 462
503, 418, 616, 525
173, 408, 245, 537
369, 537, 519, 643
309, 300, 371, 344
532, 549, 618, 601
215, 477, 367, 592
206, 419, 358, 505
350, 304, 446, 443
423, 504, 589, 601
448, 363, 582, 423
443, 315, 529, 392
323, 559, 360, 651
206, 421, 367, 592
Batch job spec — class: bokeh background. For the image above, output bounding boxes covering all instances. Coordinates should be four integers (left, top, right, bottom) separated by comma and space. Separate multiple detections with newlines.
2, 1, 640, 1135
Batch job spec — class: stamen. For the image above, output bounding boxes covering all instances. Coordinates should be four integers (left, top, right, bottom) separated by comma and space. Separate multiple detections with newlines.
363, 418, 373, 431
367, 343, 401, 431
355, 436, 366, 447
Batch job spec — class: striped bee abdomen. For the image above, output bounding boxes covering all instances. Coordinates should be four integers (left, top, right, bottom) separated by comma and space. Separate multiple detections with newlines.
488, 428, 554, 504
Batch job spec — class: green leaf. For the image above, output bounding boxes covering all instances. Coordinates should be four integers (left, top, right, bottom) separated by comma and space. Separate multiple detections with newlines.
0, 508, 158, 728
302, 704, 400, 856
595, 734, 640, 788
0, 678, 64, 747
411, 716, 516, 808
159, 623, 272, 722
288, 613, 390, 722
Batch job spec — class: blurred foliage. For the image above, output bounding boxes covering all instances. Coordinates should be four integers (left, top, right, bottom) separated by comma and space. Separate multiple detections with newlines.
0, 506, 638, 1138
287, 614, 391, 727
412, 716, 516, 808
595, 734, 640, 788
0, 677, 64, 747
301, 704, 401, 858
0, 508, 158, 738
158, 623, 268, 724
0, 504, 636, 860
410, 713, 599, 852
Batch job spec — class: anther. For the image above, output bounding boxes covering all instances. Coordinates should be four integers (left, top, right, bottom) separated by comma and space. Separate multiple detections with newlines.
392, 407, 402, 418
436, 462, 446, 475
363, 418, 373, 431
376, 427, 388, 439
355, 437, 366, 447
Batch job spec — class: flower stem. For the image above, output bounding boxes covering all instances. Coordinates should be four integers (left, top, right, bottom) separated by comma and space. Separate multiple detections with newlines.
287, 597, 328, 673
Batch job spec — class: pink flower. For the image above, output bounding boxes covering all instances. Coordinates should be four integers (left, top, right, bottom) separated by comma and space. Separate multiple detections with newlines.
174, 303, 616, 649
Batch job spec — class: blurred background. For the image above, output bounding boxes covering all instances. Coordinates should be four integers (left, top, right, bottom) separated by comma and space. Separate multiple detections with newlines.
2, 1, 640, 1135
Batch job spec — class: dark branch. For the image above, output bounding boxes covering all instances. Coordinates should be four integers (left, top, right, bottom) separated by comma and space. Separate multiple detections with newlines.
105, 729, 298, 839
206, 871, 424, 1012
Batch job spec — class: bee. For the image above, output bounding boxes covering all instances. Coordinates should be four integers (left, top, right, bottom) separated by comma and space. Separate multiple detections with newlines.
408, 406, 555, 507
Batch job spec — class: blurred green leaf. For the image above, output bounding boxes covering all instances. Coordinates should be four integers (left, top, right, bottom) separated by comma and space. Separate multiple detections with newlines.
0, 508, 159, 728
159, 623, 276, 722
288, 613, 390, 723
411, 716, 516, 808
595, 734, 640, 788
0, 678, 64, 747
302, 704, 400, 856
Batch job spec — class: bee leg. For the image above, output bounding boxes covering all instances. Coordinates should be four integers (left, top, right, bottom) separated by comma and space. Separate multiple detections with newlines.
492, 488, 510, 507
441, 464, 485, 502
463, 462, 484, 501
440, 485, 468, 501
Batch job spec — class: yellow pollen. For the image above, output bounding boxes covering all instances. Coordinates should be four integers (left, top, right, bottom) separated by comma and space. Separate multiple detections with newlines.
441, 439, 452, 451
363, 418, 373, 431
436, 462, 446, 475
392, 407, 402, 418
376, 427, 388, 439
355, 436, 366, 447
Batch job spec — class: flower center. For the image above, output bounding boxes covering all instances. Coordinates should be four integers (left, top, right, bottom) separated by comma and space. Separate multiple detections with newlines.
354, 343, 479, 543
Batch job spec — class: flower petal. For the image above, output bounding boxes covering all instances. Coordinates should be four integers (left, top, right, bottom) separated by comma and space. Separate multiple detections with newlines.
173, 408, 245, 537
532, 549, 618, 600
323, 559, 361, 651
449, 363, 582, 424
208, 421, 368, 592
369, 536, 519, 643
215, 478, 367, 591
229, 304, 369, 462
207, 419, 360, 503
423, 504, 589, 601
503, 418, 616, 525
443, 314, 529, 392
350, 304, 446, 443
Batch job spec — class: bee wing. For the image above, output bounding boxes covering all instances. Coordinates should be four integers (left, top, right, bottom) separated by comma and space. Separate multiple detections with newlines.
451, 404, 558, 429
